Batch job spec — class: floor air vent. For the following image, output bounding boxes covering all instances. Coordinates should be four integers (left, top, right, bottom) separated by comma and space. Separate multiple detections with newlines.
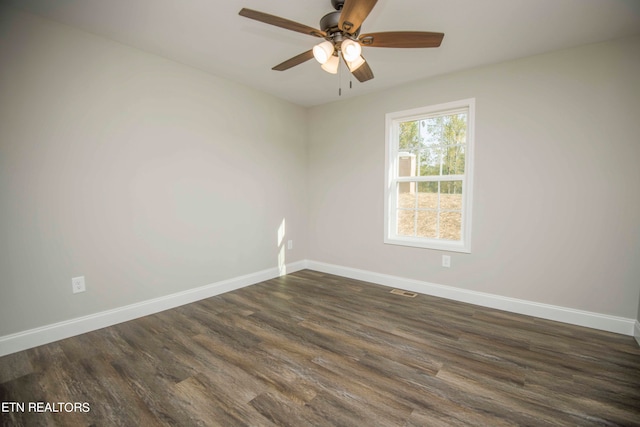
390, 289, 418, 298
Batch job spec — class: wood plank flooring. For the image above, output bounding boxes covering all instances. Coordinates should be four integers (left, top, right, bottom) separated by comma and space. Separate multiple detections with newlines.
1, 269, 639, 426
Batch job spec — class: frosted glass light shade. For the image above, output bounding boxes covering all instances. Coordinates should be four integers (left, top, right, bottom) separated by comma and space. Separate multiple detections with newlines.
313, 41, 334, 64
321, 55, 340, 74
347, 55, 365, 72
341, 39, 362, 62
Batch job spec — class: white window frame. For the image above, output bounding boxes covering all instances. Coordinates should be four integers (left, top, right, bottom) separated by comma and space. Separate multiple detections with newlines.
384, 98, 475, 253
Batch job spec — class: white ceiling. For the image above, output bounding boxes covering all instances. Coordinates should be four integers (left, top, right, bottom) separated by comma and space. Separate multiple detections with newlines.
7, 0, 640, 107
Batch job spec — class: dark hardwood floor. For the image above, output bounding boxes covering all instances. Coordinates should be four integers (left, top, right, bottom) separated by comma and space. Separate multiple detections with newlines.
1, 270, 639, 426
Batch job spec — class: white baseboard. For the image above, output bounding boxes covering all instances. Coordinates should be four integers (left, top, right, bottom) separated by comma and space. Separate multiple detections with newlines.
1, 259, 635, 357
0, 260, 308, 357
306, 260, 636, 337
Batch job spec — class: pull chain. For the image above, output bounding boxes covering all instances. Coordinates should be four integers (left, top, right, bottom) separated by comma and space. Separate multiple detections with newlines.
338, 53, 343, 96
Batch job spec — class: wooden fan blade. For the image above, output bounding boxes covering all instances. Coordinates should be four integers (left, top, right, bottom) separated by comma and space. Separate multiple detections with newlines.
339, 0, 378, 34
239, 8, 326, 38
351, 58, 374, 82
272, 50, 315, 71
359, 31, 444, 48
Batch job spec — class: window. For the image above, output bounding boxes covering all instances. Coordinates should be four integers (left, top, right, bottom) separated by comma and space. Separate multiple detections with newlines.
385, 99, 475, 253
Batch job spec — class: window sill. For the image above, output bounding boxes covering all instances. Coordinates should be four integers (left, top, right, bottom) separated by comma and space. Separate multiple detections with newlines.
384, 236, 470, 253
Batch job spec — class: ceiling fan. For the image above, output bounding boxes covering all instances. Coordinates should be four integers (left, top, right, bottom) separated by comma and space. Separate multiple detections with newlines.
238, 0, 444, 83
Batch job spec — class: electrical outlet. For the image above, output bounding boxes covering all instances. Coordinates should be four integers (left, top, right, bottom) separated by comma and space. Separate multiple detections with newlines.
442, 255, 451, 268
72, 276, 86, 293
287, 240, 293, 250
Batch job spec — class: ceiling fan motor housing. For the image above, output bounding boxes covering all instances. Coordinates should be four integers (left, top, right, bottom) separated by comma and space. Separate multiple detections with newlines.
320, 11, 341, 32
320, 10, 360, 37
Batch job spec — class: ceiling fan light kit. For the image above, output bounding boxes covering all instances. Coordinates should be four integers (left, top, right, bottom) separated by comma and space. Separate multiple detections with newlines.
313, 40, 335, 64
341, 38, 362, 62
239, 0, 444, 84
321, 55, 340, 74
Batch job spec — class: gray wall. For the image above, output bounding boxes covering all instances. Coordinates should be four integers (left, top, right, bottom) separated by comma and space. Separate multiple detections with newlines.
307, 36, 640, 319
0, 9, 308, 336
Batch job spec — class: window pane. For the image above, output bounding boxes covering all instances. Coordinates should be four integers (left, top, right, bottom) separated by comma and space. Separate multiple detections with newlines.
420, 118, 442, 147
416, 211, 437, 238
397, 210, 415, 236
397, 185, 416, 208
439, 211, 461, 241
422, 113, 467, 174
418, 148, 441, 176
399, 121, 422, 150
417, 182, 438, 209
442, 145, 465, 175
397, 152, 417, 179
440, 181, 463, 210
